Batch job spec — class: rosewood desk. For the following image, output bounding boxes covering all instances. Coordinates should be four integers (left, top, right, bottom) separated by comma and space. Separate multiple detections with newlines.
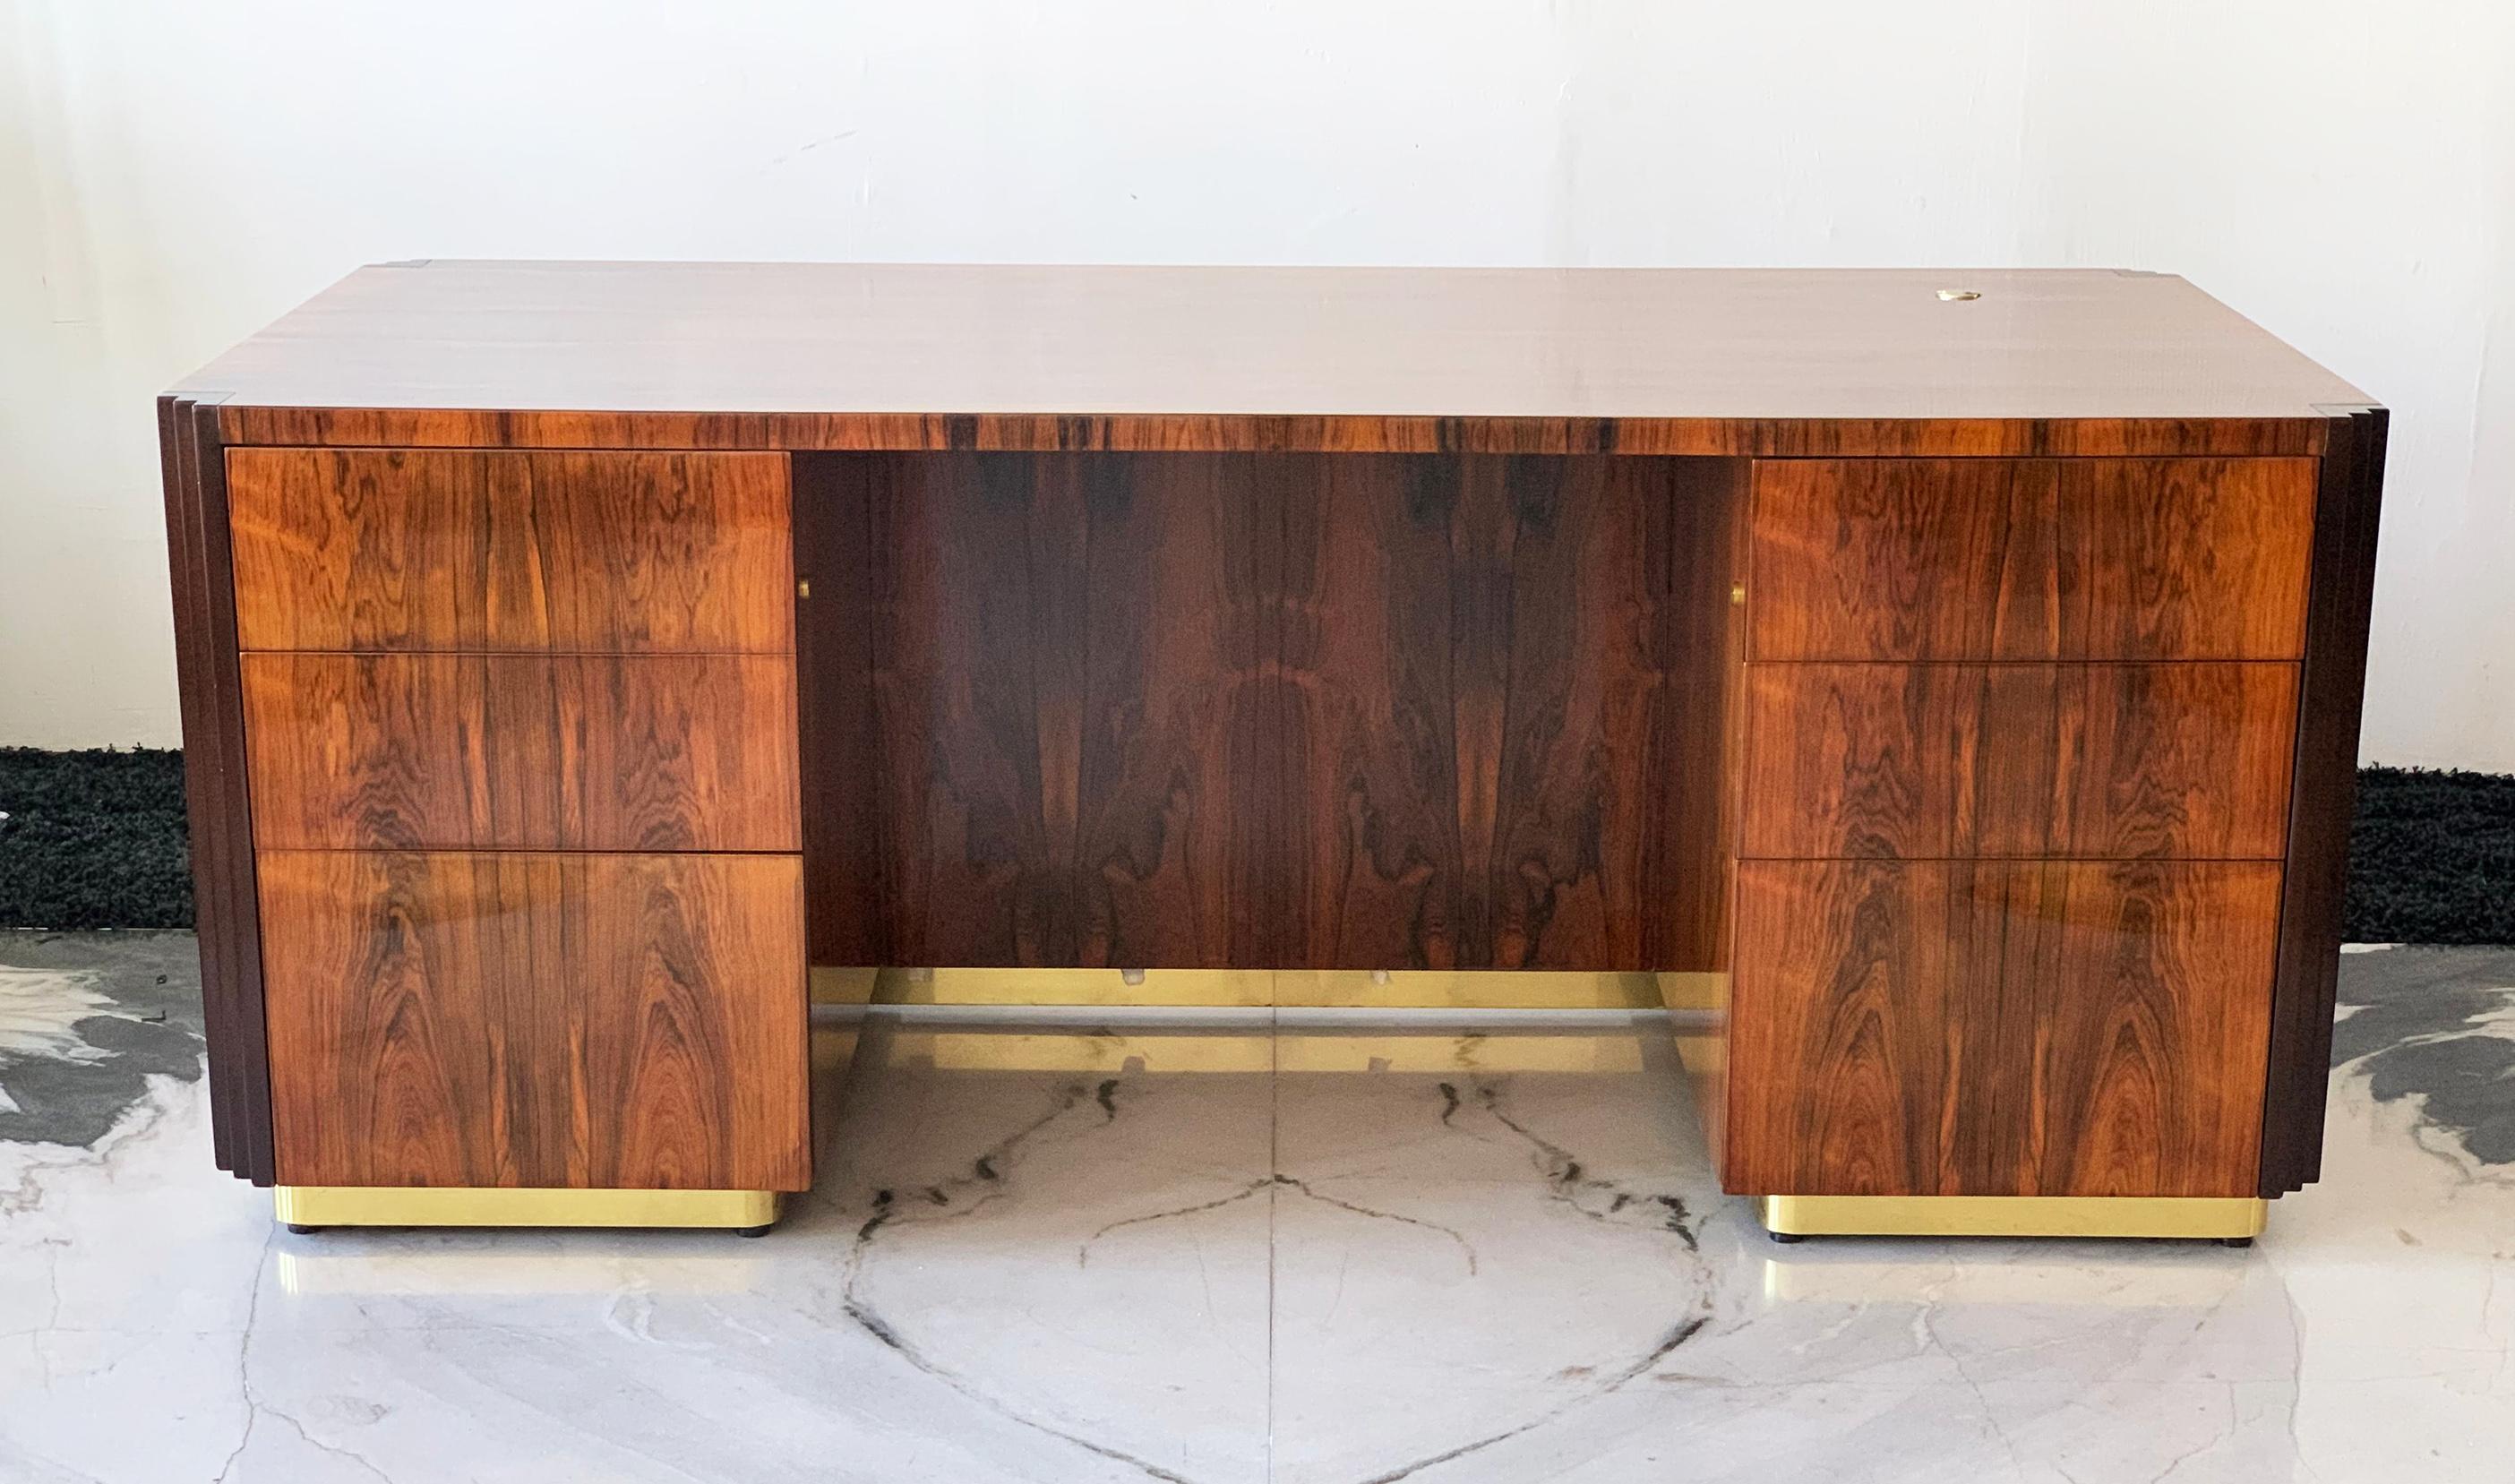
159, 263, 2384, 1240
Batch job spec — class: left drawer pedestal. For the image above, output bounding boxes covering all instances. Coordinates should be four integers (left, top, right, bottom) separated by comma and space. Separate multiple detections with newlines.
223, 448, 806, 1229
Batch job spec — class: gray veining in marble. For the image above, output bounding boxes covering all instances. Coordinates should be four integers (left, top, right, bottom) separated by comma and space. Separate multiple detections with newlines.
2330, 945, 2515, 1166
3, 931, 2513, 1482
0, 932, 202, 1148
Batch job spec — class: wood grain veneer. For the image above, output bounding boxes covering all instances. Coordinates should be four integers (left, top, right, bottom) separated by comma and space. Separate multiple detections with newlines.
1739, 662, 2298, 859
259, 851, 808, 1191
159, 393, 276, 1183
812, 451, 1275, 969
1750, 459, 2065, 661
797, 451, 1744, 971
2260, 406, 2390, 1195
2059, 459, 2319, 661
1749, 458, 2316, 662
242, 654, 801, 852
1725, 859, 2281, 1197
175, 264, 2365, 456
1279, 455, 1703, 970
2058, 662, 2299, 859
227, 450, 794, 653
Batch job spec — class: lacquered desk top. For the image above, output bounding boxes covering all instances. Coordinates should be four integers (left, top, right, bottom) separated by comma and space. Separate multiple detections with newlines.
174, 262, 2371, 455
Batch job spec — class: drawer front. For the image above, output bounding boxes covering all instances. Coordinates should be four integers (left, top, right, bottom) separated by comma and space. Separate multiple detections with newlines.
1749, 458, 2314, 661
228, 450, 794, 653
243, 653, 801, 852
259, 851, 808, 1190
1739, 662, 2297, 860
1725, 859, 2279, 1197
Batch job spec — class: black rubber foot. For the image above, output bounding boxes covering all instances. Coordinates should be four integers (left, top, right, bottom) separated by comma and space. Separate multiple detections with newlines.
734, 1223, 777, 1239
285, 1223, 321, 1235
1767, 1229, 1807, 1245
2218, 1236, 2255, 1248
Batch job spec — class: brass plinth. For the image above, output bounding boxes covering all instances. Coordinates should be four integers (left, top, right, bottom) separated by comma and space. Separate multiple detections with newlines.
273, 1186, 782, 1231
1759, 1195, 2267, 1240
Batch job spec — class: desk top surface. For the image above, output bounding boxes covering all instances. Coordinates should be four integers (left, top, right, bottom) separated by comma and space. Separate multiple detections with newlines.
174, 262, 2371, 454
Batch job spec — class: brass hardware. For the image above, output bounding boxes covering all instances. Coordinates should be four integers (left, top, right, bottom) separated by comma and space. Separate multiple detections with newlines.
796, 579, 811, 599
274, 1186, 782, 1231
1759, 1194, 2266, 1240
884, 1032, 1648, 1077
872, 966, 1271, 1007
1730, 582, 1747, 605
858, 966, 1661, 1009
1936, 288, 1983, 302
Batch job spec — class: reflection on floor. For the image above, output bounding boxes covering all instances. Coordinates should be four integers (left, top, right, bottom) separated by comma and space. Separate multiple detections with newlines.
3, 933, 2512, 1482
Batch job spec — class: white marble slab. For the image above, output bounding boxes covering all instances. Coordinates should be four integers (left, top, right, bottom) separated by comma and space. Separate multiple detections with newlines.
3, 939, 2512, 1482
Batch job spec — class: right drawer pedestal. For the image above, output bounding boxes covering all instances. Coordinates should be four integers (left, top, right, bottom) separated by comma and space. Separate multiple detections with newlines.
1728, 456, 2315, 1208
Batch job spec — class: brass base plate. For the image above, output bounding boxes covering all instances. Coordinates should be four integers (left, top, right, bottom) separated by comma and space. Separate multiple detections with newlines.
1760, 1195, 2267, 1240
273, 1186, 782, 1231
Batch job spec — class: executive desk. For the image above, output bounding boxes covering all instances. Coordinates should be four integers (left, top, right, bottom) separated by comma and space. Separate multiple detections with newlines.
159, 263, 2384, 1240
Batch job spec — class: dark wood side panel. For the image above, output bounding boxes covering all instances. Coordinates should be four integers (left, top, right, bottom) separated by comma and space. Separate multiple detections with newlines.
829, 452, 1275, 968
1740, 662, 2298, 860
227, 450, 794, 653
1279, 456, 1686, 969
1655, 460, 1752, 971
159, 395, 277, 1184
242, 654, 801, 852
801, 451, 1744, 971
259, 851, 809, 1191
2261, 407, 2389, 1195
1726, 860, 2280, 1197
794, 455, 888, 966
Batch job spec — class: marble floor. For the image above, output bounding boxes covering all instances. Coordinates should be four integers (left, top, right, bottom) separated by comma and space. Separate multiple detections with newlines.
3, 934, 2512, 1482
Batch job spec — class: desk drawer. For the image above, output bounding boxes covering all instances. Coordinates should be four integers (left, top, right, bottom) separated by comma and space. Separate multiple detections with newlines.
227, 450, 793, 653
243, 653, 801, 851
1748, 459, 2314, 661
258, 850, 808, 1190
1740, 662, 2296, 859
1726, 858, 2279, 1197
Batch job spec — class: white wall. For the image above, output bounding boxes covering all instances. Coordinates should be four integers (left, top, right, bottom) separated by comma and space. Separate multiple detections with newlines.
3, 1, 2502, 768
2020, 0, 2515, 770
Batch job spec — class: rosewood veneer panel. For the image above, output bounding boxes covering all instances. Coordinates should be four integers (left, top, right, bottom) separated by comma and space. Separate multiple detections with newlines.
1749, 458, 2316, 662
242, 653, 801, 852
799, 451, 1743, 971
1278, 455, 1700, 970
1725, 859, 2280, 1197
227, 450, 794, 653
2056, 662, 2298, 859
1750, 460, 2064, 662
2058, 458, 2316, 661
1740, 662, 2298, 859
159, 393, 276, 1182
824, 452, 1276, 969
259, 851, 808, 1191
2260, 407, 2389, 1195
